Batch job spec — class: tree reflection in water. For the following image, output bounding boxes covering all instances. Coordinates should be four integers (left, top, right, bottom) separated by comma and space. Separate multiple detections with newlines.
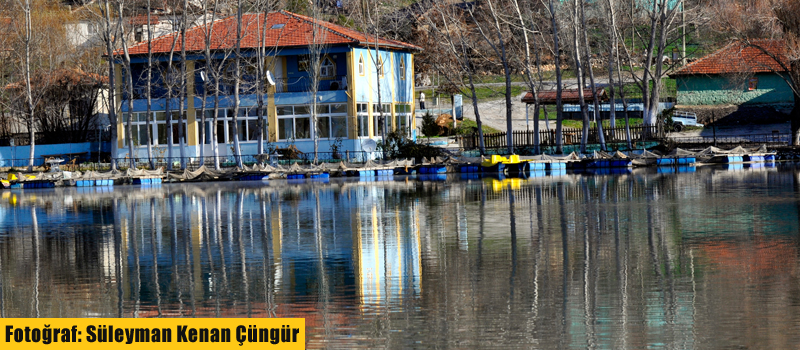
0, 165, 798, 347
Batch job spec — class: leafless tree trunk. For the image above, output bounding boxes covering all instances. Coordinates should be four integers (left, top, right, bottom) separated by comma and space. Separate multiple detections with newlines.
509, 0, 545, 154
255, 1, 278, 160
615, 47, 633, 149
101, 0, 119, 171
162, 13, 181, 171
15, 0, 35, 171
307, 2, 328, 164
198, 0, 225, 170
231, 0, 244, 168
146, 0, 155, 169
606, 0, 618, 131
580, 0, 606, 151
572, 0, 590, 153
117, 0, 137, 169
548, 0, 565, 154
470, 0, 514, 155
177, 0, 191, 170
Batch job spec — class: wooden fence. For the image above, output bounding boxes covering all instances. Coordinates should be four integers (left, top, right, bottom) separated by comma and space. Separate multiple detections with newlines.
459, 125, 663, 150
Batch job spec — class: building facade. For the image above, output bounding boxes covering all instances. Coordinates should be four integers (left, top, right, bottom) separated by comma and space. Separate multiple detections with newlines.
113, 11, 419, 160
670, 40, 794, 106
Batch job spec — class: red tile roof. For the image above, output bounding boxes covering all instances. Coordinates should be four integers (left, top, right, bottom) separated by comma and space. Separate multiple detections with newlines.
116, 10, 421, 56
128, 15, 160, 26
670, 39, 788, 76
522, 89, 606, 105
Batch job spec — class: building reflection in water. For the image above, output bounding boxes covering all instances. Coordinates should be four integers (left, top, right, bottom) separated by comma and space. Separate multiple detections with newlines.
353, 185, 422, 307
0, 164, 798, 347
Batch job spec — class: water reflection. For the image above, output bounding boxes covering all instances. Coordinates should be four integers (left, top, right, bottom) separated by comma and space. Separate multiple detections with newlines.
1, 166, 800, 347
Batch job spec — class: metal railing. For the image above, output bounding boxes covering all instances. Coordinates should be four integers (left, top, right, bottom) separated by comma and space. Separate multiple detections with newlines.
668, 133, 791, 145
274, 75, 347, 93
459, 125, 663, 150
2, 151, 384, 172
110, 151, 382, 171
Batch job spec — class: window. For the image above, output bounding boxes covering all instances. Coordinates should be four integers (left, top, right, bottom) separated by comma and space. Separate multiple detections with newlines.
358, 55, 365, 76
373, 103, 390, 137
124, 111, 178, 147
135, 27, 143, 42
377, 56, 385, 77
277, 105, 311, 140
170, 112, 188, 145
297, 55, 310, 72
224, 107, 265, 142
395, 104, 412, 135
320, 57, 335, 77
315, 103, 347, 139
748, 77, 759, 91
278, 104, 347, 140
399, 58, 405, 80
357, 103, 369, 137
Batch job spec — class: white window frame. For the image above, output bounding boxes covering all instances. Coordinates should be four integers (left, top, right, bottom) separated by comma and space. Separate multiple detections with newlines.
278, 104, 348, 141
357, 103, 370, 138
358, 55, 365, 76
277, 105, 312, 141
372, 103, 390, 137
377, 56, 385, 77
320, 57, 335, 78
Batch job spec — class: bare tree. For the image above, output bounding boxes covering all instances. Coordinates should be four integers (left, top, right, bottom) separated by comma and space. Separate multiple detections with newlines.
306, 2, 329, 164
606, 0, 633, 149
350, 0, 392, 158
197, 0, 219, 168
419, 1, 489, 155
468, 0, 515, 155
231, 0, 244, 168
569, 0, 590, 153
618, 0, 681, 129
13, 0, 36, 170
144, 0, 155, 168
580, 0, 606, 151
175, 0, 197, 170
509, 0, 546, 154
116, 0, 137, 169
254, 0, 279, 160
76, 0, 120, 169
546, 0, 566, 154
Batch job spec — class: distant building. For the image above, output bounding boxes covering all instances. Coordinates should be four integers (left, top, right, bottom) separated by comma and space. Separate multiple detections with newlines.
669, 40, 794, 106
112, 10, 421, 159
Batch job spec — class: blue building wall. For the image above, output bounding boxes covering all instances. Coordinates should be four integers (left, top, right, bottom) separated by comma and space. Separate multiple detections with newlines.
0, 142, 107, 168
352, 48, 413, 104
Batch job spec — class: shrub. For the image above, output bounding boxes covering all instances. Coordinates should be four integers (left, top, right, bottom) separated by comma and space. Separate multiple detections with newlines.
421, 111, 439, 137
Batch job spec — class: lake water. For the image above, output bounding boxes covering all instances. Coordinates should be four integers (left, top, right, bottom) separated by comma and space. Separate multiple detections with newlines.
2, 164, 800, 348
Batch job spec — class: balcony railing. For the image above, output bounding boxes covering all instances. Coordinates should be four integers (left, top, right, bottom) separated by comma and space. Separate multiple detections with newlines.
275, 75, 348, 93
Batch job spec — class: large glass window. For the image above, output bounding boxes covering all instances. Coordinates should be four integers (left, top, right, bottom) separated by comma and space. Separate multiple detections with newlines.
278, 103, 347, 140
123, 111, 181, 147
